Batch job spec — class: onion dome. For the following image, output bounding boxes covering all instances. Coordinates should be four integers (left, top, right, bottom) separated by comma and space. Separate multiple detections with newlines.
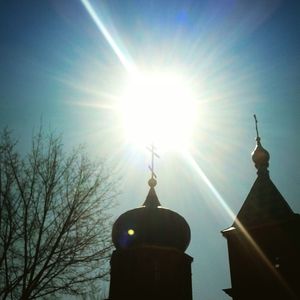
112, 178, 191, 252
251, 136, 270, 172
251, 114, 270, 173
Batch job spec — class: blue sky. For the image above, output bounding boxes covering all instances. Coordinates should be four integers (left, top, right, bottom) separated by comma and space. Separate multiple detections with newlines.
0, 0, 299, 299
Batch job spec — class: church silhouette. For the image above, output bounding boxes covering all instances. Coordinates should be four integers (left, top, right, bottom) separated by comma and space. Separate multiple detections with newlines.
107, 117, 300, 300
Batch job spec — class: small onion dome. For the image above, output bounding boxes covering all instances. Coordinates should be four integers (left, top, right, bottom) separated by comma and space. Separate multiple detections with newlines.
251, 137, 270, 171
112, 184, 191, 252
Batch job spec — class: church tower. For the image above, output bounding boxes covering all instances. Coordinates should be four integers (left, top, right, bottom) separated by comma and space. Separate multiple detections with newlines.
222, 116, 300, 300
108, 151, 193, 299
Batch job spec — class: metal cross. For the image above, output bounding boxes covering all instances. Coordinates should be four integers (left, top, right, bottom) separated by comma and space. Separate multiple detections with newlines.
147, 143, 159, 179
253, 114, 260, 139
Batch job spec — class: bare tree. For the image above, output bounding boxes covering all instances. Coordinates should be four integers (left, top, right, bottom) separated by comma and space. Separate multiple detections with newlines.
0, 129, 117, 299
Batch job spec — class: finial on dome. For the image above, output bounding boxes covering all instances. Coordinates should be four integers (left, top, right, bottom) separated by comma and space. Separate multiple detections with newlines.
254, 114, 260, 142
251, 114, 270, 173
148, 177, 157, 188
143, 143, 160, 207
147, 143, 159, 186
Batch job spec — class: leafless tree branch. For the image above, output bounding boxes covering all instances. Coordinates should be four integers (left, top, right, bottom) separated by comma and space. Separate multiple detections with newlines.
0, 129, 117, 299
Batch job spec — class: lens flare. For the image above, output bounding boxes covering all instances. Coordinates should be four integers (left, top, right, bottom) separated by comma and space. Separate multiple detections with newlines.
128, 229, 135, 236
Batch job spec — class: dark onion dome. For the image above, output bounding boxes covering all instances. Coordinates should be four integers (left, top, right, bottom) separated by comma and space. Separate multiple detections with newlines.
251, 136, 270, 172
251, 114, 270, 173
112, 178, 191, 252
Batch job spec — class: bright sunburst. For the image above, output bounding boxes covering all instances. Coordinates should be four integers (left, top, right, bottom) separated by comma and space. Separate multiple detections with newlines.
119, 71, 197, 152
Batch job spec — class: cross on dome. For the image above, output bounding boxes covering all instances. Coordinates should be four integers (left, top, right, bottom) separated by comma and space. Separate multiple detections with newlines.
147, 143, 159, 187
254, 114, 260, 141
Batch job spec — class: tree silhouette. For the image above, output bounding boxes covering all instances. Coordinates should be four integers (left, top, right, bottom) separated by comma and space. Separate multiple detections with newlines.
0, 129, 117, 299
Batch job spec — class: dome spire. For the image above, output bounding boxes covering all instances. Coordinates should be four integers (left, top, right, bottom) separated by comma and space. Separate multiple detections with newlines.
143, 143, 161, 207
254, 114, 260, 140
147, 143, 159, 188
251, 114, 270, 174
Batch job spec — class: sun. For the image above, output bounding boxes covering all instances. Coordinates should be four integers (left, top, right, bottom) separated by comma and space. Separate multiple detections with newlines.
119, 70, 197, 152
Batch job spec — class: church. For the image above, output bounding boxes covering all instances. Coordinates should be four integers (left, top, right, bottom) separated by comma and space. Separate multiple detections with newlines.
106, 117, 300, 300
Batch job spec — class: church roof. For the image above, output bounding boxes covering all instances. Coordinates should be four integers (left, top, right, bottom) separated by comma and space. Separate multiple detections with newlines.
233, 115, 294, 229
234, 172, 294, 228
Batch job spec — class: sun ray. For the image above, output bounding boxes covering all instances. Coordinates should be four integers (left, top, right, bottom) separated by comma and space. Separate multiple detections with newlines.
184, 151, 236, 220
68, 101, 118, 110
80, 0, 136, 72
